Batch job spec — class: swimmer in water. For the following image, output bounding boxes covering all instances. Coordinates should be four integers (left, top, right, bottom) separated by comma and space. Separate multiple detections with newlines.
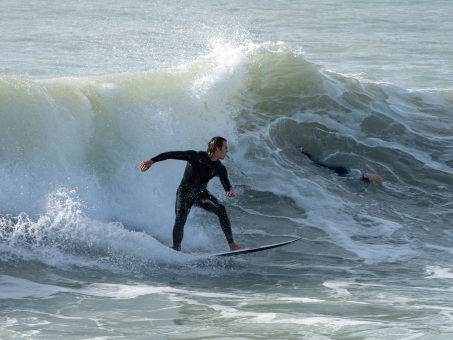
300, 148, 383, 183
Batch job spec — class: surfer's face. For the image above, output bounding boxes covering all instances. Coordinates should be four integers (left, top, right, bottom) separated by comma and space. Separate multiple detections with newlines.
215, 141, 228, 160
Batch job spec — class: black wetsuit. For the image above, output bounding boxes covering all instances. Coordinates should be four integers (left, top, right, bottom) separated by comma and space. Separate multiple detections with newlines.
301, 150, 369, 181
151, 150, 234, 251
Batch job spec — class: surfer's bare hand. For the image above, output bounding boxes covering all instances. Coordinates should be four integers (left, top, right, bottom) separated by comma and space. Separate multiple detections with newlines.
140, 159, 153, 172
229, 242, 244, 251
225, 191, 235, 197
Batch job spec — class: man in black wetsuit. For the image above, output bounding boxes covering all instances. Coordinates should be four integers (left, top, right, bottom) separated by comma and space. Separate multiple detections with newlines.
300, 149, 383, 183
140, 136, 244, 251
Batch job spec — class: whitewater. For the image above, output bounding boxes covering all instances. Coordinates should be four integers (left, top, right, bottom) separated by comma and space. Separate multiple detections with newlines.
1, 1, 453, 339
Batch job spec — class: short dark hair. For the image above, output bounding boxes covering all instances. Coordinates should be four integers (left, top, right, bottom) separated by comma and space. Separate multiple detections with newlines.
207, 136, 227, 158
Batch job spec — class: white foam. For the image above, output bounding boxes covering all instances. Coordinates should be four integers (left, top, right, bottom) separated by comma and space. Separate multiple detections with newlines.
425, 266, 453, 279
80, 283, 185, 299
0, 274, 198, 305
278, 297, 325, 303
323, 280, 385, 299
0, 275, 71, 299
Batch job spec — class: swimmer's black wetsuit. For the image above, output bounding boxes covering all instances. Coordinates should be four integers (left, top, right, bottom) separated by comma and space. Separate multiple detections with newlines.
151, 150, 234, 251
301, 150, 369, 181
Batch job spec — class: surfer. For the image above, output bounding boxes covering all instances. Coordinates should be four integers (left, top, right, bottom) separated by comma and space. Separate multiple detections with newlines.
300, 148, 383, 183
140, 136, 244, 252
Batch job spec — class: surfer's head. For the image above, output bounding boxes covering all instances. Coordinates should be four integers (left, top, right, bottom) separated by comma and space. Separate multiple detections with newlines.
207, 136, 227, 159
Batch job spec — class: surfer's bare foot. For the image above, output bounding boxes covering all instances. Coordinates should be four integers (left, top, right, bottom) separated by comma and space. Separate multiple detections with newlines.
363, 172, 383, 183
229, 242, 244, 251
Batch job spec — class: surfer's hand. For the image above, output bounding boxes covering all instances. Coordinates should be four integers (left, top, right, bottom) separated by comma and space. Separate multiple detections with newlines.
140, 159, 153, 172
225, 191, 235, 197
229, 242, 244, 251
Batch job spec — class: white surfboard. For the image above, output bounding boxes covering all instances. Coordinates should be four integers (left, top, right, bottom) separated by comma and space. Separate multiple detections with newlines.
213, 237, 301, 257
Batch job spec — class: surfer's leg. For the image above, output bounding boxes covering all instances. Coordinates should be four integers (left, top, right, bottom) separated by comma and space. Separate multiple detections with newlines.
195, 191, 234, 245
172, 188, 194, 251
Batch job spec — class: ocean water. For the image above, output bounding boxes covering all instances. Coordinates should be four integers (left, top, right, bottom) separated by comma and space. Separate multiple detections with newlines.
1, 1, 453, 339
